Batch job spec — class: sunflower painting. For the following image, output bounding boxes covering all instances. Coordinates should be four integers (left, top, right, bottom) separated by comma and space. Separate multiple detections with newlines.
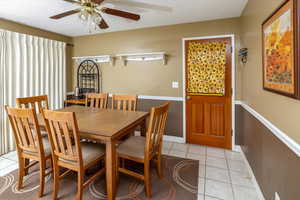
263, 0, 296, 96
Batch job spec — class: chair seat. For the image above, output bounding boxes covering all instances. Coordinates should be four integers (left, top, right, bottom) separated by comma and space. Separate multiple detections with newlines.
60, 142, 105, 166
117, 136, 145, 159
24, 137, 51, 157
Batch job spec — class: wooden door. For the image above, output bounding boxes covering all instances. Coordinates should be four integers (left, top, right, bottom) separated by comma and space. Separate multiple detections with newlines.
185, 37, 232, 149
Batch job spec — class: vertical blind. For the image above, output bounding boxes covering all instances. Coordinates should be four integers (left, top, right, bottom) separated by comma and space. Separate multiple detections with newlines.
0, 29, 66, 155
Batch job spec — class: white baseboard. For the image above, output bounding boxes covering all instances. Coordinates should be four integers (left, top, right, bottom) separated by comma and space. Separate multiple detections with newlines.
238, 145, 265, 200
233, 145, 242, 153
134, 131, 185, 143
163, 135, 185, 143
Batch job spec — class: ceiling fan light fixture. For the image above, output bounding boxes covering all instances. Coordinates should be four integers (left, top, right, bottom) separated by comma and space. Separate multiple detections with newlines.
50, 0, 141, 33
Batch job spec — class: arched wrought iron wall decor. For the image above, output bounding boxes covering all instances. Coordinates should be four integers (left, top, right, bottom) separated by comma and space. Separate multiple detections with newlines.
77, 60, 102, 94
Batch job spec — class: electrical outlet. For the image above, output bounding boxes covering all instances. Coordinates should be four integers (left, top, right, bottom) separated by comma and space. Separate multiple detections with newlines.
274, 192, 280, 200
172, 81, 179, 88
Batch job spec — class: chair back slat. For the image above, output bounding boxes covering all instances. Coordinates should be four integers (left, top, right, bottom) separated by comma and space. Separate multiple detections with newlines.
48, 121, 60, 156
117, 100, 121, 110
61, 122, 74, 155
43, 110, 82, 165
112, 94, 137, 111
24, 118, 36, 147
145, 103, 170, 158
16, 95, 49, 114
5, 106, 44, 155
86, 93, 108, 109
15, 117, 29, 147
54, 121, 67, 154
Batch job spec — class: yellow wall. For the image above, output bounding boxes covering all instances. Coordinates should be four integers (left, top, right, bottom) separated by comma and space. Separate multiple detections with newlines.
240, 0, 300, 143
3, 1, 300, 144
0, 18, 74, 92
73, 18, 242, 98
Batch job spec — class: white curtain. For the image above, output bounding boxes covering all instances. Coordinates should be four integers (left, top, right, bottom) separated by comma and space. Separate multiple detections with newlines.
0, 29, 66, 155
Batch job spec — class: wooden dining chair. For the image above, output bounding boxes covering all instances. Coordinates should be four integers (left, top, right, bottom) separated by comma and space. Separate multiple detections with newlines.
116, 102, 170, 198
43, 109, 106, 200
85, 93, 108, 109
5, 106, 52, 198
111, 94, 137, 111
16, 95, 49, 113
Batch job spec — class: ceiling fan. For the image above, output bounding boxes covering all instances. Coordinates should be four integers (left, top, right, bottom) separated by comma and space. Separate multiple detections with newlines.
50, 0, 141, 30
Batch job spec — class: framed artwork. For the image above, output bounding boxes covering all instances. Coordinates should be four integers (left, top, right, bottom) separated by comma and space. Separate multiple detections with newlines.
262, 0, 300, 98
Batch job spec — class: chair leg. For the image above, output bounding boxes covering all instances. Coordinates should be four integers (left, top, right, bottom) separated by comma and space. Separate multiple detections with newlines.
144, 161, 152, 198
116, 157, 119, 185
24, 158, 30, 175
76, 171, 84, 200
17, 157, 25, 190
156, 153, 163, 179
49, 157, 53, 170
38, 159, 46, 197
52, 162, 60, 200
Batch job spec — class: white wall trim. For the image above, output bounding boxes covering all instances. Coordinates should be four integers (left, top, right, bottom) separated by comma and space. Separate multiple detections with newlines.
134, 131, 185, 143
182, 34, 236, 148
163, 135, 185, 143
235, 101, 300, 157
237, 145, 265, 200
67, 92, 184, 101
234, 100, 243, 105
138, 95, 183, 101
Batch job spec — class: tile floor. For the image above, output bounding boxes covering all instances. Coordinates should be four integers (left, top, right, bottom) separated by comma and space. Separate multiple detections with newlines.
0, 142, 261, 200
0, 151, 19, 176
163, 142, 261, 200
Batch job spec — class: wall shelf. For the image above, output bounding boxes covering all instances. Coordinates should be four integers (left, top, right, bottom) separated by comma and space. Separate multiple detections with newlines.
116, 52, 167, 66
72, 55, 115, 66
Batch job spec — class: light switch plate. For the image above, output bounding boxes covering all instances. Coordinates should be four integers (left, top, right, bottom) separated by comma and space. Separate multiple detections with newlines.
172, 81, 179, 88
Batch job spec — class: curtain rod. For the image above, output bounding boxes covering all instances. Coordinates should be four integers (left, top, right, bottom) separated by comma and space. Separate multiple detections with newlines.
67, 43, 74, 47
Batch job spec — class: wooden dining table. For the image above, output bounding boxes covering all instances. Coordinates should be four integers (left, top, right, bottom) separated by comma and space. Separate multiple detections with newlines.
36, 105, 149, 200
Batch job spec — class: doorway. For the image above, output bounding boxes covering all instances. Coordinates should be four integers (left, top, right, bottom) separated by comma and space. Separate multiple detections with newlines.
183, 35, 234, 150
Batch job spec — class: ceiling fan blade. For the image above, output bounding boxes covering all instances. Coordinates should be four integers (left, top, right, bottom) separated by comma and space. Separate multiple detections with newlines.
63, 0, 81, 4
99, 18, 109, 29
101, 7, 140, 21
105, 0, 173, 12
91, 0, 105, 4
50, 9, 80, 19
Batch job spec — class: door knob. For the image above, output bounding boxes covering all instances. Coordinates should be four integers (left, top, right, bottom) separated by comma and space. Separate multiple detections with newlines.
186, 96, 191, 100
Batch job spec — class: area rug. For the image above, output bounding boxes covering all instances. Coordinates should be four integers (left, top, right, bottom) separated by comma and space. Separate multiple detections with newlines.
0, 155, 199, 199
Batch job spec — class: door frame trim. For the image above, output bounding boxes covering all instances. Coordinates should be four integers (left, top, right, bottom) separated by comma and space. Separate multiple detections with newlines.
182, 34, 236, 150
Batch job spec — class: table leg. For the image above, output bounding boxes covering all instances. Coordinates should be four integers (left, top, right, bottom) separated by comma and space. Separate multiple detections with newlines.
140, 118, 147, 137
106, 139, 116, 200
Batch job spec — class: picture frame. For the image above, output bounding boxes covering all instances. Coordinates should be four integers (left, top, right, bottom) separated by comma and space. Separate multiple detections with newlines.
262, 0, 300, 98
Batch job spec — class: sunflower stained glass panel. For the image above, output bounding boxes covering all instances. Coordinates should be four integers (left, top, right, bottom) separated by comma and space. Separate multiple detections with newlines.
187, 41, 227, 96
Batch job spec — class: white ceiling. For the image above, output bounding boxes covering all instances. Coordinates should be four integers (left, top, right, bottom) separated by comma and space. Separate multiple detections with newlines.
0, 0, 248, 37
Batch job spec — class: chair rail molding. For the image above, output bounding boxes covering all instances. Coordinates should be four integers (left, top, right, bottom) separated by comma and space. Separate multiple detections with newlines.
66, 92, 184, 101
235, 101, 300, 157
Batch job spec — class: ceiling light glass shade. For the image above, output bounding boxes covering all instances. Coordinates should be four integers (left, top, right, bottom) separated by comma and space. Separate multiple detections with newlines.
78, 9, 102, 33
78, 9, 89, 23
92, 13, 102, 25
87, 13, 101, 33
